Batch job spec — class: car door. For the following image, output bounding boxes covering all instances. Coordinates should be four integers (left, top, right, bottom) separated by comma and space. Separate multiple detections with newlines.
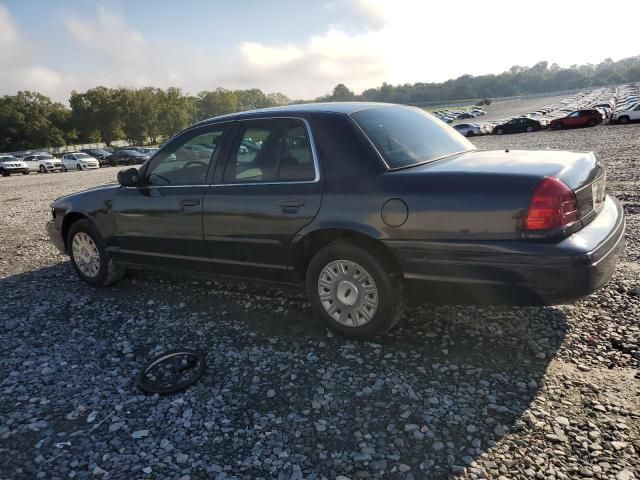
23, 155, 37, 172
632, 104, 640, 121
202, 117, 323, 282
110, 123, 230, 272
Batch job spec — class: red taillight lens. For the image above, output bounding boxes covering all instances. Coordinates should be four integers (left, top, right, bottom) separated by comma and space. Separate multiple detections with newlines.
524, 177, 580, 230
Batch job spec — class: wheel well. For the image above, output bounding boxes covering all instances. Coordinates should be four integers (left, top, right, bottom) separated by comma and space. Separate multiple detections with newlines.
292, 229, 402, 280
61, 212, 88, 248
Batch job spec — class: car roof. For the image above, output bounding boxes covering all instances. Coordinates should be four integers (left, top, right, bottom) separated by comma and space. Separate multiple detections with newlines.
193, 102, 402, 126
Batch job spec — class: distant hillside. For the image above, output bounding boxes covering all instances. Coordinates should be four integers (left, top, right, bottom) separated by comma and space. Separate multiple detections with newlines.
320, 55, 640, 104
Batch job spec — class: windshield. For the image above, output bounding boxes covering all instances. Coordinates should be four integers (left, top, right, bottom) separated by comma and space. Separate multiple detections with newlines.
36, 155, 54, 160
351, 106, 475, 169
0, 156, 17, 162
76, 153, 91, 159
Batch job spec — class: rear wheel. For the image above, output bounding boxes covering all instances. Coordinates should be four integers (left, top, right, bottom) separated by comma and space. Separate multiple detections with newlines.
67, 219, 126, 287
526, 126, 534, 132
587, 118, 597, 127
466, 131, 475, 137
618, 116, 630, 125
22, 171, 29, 175
554, 123, 564, 130
0, 168, 8, 177
306, 242, 403, 338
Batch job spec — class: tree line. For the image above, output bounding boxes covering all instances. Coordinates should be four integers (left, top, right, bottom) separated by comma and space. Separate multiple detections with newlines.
320, 55, 640, 104
0, 87, 290, 152
2, 55, 639, 152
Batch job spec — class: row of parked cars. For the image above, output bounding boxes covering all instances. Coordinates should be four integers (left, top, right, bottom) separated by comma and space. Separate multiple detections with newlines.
0, 147, 159, 176
432, 107, 487, 124
451, 83, 640, 137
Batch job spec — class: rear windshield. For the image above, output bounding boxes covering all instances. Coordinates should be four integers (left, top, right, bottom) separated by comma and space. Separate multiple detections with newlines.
351, 106, 475, 169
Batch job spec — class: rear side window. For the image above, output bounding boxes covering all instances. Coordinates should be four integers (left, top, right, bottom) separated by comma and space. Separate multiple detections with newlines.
351, 106, 474, 169
224, 119, 316, 183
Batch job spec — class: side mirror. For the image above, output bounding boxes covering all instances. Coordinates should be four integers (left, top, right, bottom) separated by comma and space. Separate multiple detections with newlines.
117, 167, 140, 187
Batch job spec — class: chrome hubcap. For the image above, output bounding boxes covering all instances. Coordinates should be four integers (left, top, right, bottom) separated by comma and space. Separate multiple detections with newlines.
72, 232, 100, 278
318, 260, 378, 327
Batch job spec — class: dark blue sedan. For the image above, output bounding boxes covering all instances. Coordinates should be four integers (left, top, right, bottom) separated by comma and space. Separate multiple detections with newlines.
47, 103, 625, 337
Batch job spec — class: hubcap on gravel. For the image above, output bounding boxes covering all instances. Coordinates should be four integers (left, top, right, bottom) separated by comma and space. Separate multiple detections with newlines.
72, 232, 100, 277
318, 259, 378, 327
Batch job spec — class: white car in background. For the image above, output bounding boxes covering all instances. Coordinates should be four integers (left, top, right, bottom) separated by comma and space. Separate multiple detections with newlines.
0, 155, 30, 176
612, 103, 640, 124
23, 153, 63, 173
61, 152, 100, 171
453, 123, 483, 137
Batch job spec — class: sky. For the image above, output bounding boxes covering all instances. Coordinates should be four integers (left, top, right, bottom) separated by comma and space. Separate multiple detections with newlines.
1, 0, 639, 103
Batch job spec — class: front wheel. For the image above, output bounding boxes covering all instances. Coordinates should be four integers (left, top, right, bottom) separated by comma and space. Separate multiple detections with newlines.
554, 123, 564, 130
39, 165, 46, 173
76, 164, 82, 171
526, 126, 533, 133
587, 119, 597, 127
496, 128, 503, 135
618, 116, 630, 125
23, 171, 29, 175
306, 242, 403, 338
62, 165, 67, 172
67, 219, 126, 287
0, 169, 8, 177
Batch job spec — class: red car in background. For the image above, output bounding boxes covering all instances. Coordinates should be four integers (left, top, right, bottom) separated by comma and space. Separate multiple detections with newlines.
550, 109, 603, 130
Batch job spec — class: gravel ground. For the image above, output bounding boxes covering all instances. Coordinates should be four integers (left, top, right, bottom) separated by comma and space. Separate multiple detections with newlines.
1, 124, 639, 480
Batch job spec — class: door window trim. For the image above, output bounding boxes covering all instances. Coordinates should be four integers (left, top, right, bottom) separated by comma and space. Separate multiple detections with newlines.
128, 122, 232, 189
212, 116, 320, 187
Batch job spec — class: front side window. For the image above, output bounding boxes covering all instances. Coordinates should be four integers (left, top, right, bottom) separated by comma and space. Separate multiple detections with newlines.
145, 127, 225, 186
569, 112, 579, 117
634, 104, 640, 111
351, 106, 474, 169
37, 155, 53, 160
224, 119, 315, 183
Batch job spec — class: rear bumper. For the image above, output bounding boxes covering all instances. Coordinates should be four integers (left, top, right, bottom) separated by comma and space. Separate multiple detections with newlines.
46, 220, 66, 254
385, 195, 625, 305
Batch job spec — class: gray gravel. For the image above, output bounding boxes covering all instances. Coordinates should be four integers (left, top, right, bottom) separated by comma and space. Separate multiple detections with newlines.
1, 125, 639, 479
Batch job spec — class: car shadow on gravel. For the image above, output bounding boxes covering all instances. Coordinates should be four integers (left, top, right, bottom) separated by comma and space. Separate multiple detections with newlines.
1, 264, 567, 479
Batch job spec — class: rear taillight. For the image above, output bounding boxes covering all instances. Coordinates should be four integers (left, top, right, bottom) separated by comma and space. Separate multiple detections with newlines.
524, 177, 580, 230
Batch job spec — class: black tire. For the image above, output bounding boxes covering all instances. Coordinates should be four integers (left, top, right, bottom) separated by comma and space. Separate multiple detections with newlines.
554, 123, 564, 130
526, 126, 533, 133
67, 219, 126, 287
496, 128, 503, 135
62, 165, 67, 172
618, 116, 630, 125
39, 165, 46, 173
466, 131, 475, 137
22, 171, 29, 175
76, 163, 82, 171
305, 242, 403, 338
587, 119, 597, 127
0, 169, 8, 177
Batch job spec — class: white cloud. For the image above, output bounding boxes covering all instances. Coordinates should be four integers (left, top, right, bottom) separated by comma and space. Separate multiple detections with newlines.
0, 1, 639, 102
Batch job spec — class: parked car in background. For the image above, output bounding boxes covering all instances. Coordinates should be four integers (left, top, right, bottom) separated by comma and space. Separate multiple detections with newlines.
612, 103, 640, 124
493, 118, 544, 135
81, 148, 112, 165
23, 153, 63, 173
453, 123, 483, 137
48, 103, 624, 338
550, 110, 603, 130
61, 152, 100, 171
0, 155, 29, 176
133, 147, 158, 156
107, 149, 149, 166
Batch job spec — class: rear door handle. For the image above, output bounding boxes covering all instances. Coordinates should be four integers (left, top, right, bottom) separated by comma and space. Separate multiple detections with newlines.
279, 199, 304, 214
179, 198, 201, 207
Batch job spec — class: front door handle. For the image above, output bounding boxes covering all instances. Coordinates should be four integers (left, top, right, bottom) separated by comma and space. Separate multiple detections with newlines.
179, 198, 201, 207
279, 199, 304, 214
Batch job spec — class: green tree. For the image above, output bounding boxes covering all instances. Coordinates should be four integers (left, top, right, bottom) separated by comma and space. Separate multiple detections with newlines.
196, 88, 238, 120
0, 91, 68, 151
